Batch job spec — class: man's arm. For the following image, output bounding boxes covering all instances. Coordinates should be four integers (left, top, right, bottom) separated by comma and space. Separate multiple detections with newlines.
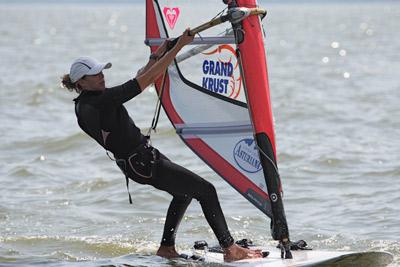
136, 40, 170, 76
136, 29, 194, 91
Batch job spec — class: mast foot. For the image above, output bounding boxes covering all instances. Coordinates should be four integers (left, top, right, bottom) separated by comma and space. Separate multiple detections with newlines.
279, 239, 293, 259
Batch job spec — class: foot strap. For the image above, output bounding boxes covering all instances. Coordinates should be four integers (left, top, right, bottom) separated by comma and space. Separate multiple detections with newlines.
179, 253, 204, 261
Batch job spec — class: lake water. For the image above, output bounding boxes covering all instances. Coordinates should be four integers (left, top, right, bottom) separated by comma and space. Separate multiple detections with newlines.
0, 1, 399, 266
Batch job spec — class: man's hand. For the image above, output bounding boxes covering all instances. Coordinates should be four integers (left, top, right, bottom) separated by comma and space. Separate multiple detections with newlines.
176, 28, 194, 48
154, 39, 170, 58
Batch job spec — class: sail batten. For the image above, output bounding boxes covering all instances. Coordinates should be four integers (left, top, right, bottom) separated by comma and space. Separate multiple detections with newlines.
176, 122, 253, 136
145, 36, 236, 46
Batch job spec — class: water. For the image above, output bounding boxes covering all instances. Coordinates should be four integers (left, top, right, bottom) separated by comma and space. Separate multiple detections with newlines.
0, 1, 399, 266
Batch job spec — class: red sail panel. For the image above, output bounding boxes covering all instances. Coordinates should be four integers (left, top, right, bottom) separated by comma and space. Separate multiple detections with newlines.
236, 0, 277, 160
235, 0, 289, 241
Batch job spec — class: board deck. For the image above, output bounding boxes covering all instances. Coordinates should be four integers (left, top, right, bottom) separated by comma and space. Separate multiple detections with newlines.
186, 246, 393, 266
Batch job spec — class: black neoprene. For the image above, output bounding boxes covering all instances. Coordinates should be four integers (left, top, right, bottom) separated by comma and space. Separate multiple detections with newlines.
73, 80, 234, 248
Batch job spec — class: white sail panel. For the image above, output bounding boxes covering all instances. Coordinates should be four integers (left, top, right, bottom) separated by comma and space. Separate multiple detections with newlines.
168, 65, 269, 194
146, 0, 274, 217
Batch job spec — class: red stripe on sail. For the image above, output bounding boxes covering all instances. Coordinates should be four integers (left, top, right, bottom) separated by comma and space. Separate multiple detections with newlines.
146, 0, 183, 123
146, 0, 161, 54
160, 75, 184, 124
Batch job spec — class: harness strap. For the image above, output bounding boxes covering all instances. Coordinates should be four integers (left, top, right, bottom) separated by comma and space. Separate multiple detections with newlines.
119, 159, 133, 205
107, 151, 133, 205
125, 172, 133, 204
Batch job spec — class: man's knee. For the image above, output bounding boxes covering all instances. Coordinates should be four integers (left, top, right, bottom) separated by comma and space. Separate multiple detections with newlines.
197, 180, 217, 201
174, 194, 192, 205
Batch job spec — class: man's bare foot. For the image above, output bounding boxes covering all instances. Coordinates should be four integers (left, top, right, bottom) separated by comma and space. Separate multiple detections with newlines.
156, 245, 180, 259
223, 243, 263, 262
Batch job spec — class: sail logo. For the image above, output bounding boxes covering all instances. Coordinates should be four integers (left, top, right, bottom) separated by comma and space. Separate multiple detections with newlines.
202, 60, 233, 94
233, 138, 262, 173
201, 45, 242, 99
163, 7, 180, 29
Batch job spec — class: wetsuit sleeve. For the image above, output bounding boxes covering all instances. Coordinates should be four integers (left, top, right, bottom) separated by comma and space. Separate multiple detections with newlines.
97, 79, 142, 106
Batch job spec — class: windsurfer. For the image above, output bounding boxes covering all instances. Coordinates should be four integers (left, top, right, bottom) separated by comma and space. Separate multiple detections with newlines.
61, 29, 262, 262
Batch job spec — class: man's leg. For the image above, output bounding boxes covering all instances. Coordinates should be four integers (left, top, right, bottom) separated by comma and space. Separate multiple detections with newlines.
152, 157, 262, 261
156, 195, 191, 258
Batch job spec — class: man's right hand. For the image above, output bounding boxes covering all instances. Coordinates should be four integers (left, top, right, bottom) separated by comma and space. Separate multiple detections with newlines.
177, 28, 194, 48
155, 39, 171, 58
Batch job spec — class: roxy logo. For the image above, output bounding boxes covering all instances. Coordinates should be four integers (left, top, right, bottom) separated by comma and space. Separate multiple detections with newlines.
163, 7, 180, 29
233, 138, 262, 173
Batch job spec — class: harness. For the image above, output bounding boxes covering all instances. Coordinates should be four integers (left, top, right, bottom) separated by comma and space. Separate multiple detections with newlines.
107, 138, 160, 204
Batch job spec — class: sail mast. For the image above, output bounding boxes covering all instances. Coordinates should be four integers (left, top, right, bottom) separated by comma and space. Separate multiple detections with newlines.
231, 0, 292, 256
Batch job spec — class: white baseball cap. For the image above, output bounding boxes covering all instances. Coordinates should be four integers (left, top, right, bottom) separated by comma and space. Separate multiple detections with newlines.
69, 57, 112, 83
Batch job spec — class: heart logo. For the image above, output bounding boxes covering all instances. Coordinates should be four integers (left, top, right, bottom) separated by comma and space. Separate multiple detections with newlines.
163, 7, 180, 30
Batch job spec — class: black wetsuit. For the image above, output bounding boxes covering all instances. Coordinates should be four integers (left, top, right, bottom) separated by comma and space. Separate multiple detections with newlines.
73, 79, 234, 248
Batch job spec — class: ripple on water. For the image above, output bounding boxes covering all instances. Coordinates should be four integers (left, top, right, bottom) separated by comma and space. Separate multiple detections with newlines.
0, 235, 159, 261
7, 166, 35, 178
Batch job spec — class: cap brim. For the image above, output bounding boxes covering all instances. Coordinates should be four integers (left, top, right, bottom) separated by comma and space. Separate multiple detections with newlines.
86, 62, 112, 76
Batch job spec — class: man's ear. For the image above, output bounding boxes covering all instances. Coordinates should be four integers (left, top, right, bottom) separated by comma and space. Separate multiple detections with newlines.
76, 80, 83, 90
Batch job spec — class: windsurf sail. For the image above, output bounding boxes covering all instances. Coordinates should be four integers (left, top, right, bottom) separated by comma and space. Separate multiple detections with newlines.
145, 0, 290, 252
